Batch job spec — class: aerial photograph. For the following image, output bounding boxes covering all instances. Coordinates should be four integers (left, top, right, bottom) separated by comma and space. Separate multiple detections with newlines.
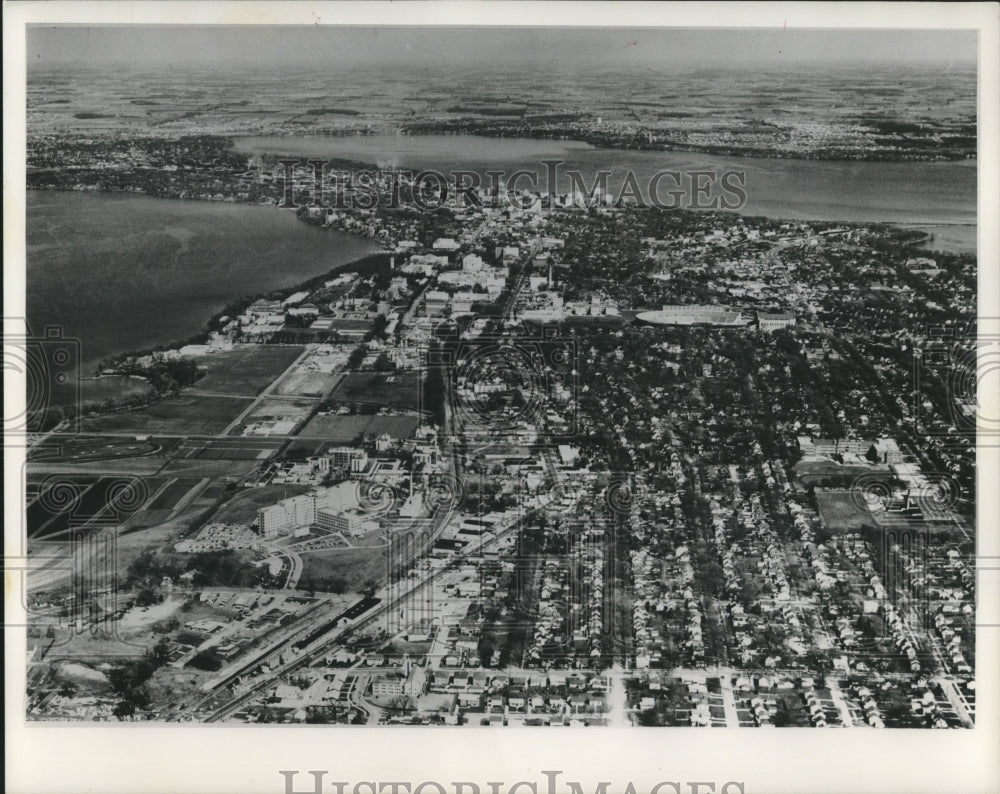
20, 25, 979, 729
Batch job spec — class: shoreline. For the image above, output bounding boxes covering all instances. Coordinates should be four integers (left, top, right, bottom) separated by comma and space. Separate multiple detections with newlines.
33, 242, 392, 427
230, 128, 978, 164
26, 186, 386, 369
27, 182, 977, 241
24, 177, 975, 422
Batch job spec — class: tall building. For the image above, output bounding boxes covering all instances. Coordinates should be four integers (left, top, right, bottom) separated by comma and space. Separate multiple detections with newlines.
256, 480, 358, 537
316, 507, 365, 534
257, 493, 316, 537
326, 446, 367, 470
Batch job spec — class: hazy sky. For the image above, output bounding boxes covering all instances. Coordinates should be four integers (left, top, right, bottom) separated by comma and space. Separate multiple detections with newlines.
28, 26, 977, 70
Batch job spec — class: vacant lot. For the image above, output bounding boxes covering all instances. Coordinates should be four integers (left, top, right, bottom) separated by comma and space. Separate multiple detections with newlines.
331, 371, 425, 411
815, 489, 877, 531
80, 395, 253, 436
297, 412, 421, 443
189, 345, 304, 396
297, 545, 386, 594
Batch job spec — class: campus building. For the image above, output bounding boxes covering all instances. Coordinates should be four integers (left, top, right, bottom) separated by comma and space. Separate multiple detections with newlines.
258, 493, 316, 537
757, 311, 797, 332
256, 481, 358, 537
315, 507, 366, 535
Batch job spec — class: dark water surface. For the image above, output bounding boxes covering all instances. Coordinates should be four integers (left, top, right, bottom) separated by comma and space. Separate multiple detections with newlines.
27, 190, 381, 376
235, 133, 976, 249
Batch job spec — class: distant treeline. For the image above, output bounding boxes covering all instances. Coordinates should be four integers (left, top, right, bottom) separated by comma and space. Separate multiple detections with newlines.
305, 108, 362, 116
446, 105, 526, 116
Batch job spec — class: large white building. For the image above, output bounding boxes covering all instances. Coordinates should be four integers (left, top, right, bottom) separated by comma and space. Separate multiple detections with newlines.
258, 493, 316, 537
316, 507, 366, 535
256, 481, 360, 537
757, 311, 797, 332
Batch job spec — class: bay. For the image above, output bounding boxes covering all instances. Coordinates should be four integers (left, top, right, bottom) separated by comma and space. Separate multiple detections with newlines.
26, 190, 381, 378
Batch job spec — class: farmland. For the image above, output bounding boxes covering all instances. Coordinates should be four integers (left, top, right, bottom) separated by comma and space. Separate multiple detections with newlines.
296, 412, 422, 443
188, 344, 305, 396
28, 474, 160, 539
172, 437, 285, 461
330, 371, 425, 412
147, 478, 202, 511
80, 395, 253, 436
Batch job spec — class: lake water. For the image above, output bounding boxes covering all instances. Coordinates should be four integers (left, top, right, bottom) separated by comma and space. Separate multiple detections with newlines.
26, 190, 381, 378
26, 135, 976, 398
235, 134, 976, 251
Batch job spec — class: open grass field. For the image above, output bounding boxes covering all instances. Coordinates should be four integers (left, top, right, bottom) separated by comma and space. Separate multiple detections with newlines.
207, 484, 312, 526
246, 398, 317, 422
147, 478, 203, 511
282, 439, 330, 458
158, 457, 260, 479
27, 457, 170, 477
172, 437, 283, 461
331, 371, 425, 411
815, 489, 877, 531
80, 395, 253, 436
189, 344, 305, 396
124, 507, 174, 529
297, 412, 421, 443
296, 544, 386, 594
